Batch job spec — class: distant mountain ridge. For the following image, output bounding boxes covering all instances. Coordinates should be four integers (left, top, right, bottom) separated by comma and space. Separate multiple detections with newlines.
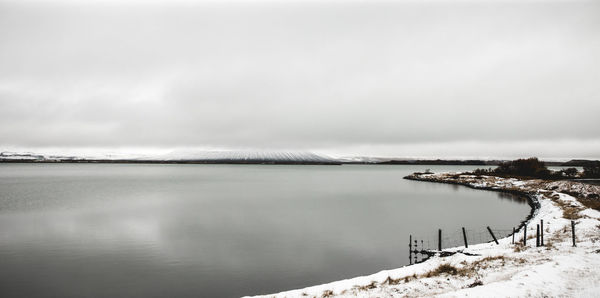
0, 150, 341, 165
149, 150, 338, 164
1, 150, 597, 166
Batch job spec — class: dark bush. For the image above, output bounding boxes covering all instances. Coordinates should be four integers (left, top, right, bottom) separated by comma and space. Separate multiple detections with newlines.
494, 157, 551, 178
472, 168, 493, 175
583, 161, 600, 178
560, 167, 579, 178
468, 158, 594, 180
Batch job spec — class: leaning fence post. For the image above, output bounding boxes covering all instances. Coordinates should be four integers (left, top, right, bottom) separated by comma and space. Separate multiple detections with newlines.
571, 221, 576, 247
541, 220, 544, 246
536, 224, 540, 247
523, 224, 527, 245
462, 227, 468, 248
512, 227, 515, 244
438, 229, 442, 251
487, 226, 499, 245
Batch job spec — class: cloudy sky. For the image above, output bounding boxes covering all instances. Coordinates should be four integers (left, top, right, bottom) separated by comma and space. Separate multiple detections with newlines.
1, 0, 599, 159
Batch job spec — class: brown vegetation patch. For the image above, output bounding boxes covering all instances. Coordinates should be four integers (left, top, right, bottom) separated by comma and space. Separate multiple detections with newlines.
514, 242, 528, 252
470, 256, 507, 269
356, 281, 377, 291
420, 256, 515, 281
466, 280, 483, 288
424, 264, 459, 277
548, 194, 583, 219
578, 197, 600, 212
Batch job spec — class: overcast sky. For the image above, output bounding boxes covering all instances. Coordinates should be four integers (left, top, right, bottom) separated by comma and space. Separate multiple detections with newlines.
1, 0, 599, 159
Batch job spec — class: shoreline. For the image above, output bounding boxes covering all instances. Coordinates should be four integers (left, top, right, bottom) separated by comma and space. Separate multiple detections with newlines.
254, 172, 600, 297
403, 174, 541, 246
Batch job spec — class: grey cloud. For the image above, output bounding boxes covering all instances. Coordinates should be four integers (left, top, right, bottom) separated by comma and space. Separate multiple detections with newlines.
0, 1, 599, 157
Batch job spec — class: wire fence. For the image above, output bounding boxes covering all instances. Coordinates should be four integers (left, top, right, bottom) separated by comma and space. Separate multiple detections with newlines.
409, 227, 507, 251
407, 219, 578, 264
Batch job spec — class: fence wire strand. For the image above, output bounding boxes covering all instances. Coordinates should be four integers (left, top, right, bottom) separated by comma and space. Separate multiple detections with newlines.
408, 219, 577, 265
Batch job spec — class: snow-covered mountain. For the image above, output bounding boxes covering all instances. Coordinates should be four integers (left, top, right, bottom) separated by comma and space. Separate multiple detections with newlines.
0, 150, 340, 164
335, 156, 395, 163
151, 150, 337, 163
0, 151, 79, 161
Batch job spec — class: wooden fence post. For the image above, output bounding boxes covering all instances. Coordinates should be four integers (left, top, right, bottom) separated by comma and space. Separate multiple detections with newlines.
541, 220, 544, 246
462, 227, 468, 248
487, 226, 499, 245
536, 224, 540, 247
512, 227, 515, 244
409, 235, 412, 265
571, 221, 576, 247
438, 229, 442, 251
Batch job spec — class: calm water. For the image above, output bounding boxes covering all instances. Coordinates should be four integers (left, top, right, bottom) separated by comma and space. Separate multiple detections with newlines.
0, 164, 530, 297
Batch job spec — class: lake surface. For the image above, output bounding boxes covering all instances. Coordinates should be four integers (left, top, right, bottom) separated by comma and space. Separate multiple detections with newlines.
0, 164, 530, 297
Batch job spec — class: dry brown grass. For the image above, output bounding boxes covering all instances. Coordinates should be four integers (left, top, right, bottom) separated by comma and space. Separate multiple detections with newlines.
355, 281, 377, 291
543, 182, 600, 212
369, 256, 526, 294
578, 197, 600, 212
470, 256, 507, 269
420, 256, 514, 280
423, 263, 459, 277
379, 274, 412, 287
548, 194, 583, 219
514, 242, 528, 252
466, 280, 483, 288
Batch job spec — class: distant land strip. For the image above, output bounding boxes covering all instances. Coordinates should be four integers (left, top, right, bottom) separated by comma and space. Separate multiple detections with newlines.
0, 159, 343, 165
1, 158, 598, 167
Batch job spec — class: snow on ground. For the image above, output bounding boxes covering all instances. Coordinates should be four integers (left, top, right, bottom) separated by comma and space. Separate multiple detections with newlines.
251, 173, 600, 298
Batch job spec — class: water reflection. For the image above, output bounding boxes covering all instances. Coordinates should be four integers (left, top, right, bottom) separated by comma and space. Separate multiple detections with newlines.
496, 192, 528, 204
0, 164, 531, 297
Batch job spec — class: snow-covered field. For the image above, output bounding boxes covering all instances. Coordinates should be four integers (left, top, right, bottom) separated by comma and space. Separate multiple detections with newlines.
253, 173, 600, 297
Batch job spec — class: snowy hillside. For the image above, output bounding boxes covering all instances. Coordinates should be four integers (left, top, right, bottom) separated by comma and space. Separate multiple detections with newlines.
0, 149, 339, 164
150, 150, 338, 163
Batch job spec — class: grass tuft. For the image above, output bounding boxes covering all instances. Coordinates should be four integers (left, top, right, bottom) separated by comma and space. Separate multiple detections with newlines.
424, 263, 459, 277
467, 280, 483, 288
